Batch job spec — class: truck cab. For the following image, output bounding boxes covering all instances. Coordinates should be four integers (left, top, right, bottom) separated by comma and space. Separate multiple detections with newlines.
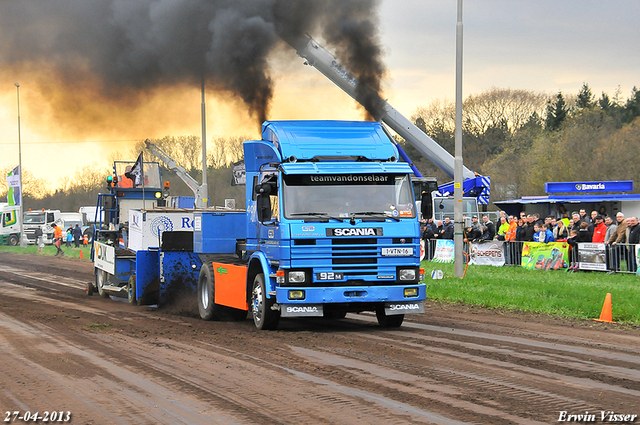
239, 121, 426, 327
0, 203, 20, 246
22, 209, 62, 244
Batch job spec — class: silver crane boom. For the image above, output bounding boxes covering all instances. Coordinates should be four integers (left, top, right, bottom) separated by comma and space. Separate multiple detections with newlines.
145, 140, 207, 208
291, 36, 477, 182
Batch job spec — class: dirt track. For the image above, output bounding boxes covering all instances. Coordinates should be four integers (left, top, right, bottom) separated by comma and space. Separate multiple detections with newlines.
0, 251, 639, 424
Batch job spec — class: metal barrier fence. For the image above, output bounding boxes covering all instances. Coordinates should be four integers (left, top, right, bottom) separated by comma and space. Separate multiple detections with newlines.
423, 239, 638, 274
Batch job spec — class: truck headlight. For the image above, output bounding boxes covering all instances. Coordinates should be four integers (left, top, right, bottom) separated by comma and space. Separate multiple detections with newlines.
399, 268, 416, 281
288, 271, 306, 283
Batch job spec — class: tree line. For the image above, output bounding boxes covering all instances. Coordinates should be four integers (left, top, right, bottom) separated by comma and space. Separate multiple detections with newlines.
2, 83, 639, 212
405, 84, 640, 201
0, 136, 247, 212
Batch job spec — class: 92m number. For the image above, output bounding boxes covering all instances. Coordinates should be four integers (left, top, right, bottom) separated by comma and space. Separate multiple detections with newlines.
316, 272, 343, 281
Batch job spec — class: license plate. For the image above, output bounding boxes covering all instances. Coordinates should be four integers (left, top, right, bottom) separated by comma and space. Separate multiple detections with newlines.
381, 247, 414, 256
316, 272, 344, 280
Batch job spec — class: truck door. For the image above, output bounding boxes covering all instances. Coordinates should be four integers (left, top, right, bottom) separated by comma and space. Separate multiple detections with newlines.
256, 172, 281, 260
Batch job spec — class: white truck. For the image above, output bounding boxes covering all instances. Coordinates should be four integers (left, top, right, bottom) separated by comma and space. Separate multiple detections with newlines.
22, 209, 62, 245
60, 212, 84, 228
0, 203, 21, 246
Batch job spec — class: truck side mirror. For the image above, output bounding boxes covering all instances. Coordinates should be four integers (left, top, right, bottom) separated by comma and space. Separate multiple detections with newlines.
421, 191, 432, 219
255, 179, 277, 223
256, 193, 272, 222
255, 183, 271, 196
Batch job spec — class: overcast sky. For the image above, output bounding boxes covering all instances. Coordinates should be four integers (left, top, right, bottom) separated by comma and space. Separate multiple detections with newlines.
1, 0, 639, 186
377, 0, 640, 112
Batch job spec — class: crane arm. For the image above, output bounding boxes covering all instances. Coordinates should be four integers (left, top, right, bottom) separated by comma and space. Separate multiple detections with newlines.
144, 141, 203, 202
288, 36, 490, 203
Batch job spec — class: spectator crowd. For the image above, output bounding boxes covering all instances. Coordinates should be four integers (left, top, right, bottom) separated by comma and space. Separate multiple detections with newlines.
420, 207, 640, 272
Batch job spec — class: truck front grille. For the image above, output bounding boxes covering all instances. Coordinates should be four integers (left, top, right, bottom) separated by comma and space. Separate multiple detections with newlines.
290, 237, 417, 285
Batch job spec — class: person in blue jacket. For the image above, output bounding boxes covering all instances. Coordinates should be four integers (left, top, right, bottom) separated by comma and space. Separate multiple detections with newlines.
66, 227, 73, 247
540, 223, 555, 243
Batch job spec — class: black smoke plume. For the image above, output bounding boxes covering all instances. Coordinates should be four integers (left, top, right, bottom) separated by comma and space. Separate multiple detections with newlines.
0, 0, 386, 126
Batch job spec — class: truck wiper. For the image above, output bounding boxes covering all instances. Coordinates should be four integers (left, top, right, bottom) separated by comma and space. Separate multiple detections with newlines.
290, 212, 345, 221
352, 211, 400, 221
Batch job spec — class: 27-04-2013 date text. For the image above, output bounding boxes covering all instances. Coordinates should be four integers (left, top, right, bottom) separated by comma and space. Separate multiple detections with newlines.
4, 412, 71, 422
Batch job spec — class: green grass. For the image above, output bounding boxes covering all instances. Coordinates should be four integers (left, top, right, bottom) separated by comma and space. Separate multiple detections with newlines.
87, 323, 112, 331
0, 244, 91, 260
422, 261, 640, 324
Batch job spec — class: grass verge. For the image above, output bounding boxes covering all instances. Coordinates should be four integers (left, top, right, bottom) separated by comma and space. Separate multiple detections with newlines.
1, 245, 637, 323
0, 244, 91, 260
422, 261, 640, 324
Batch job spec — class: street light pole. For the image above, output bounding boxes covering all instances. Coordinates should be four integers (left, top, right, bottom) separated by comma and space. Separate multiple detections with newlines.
14, 83, 26, 247
453, 0, 464, 277
200, 76, 209, 208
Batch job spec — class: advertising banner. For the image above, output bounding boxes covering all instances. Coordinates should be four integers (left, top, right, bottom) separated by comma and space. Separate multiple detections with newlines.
545, 180, 633, 193
128, 210, 195, 251
521, 242, 569, 270
432, 239, 454, 263
468, 241, 505, 266
577, 243, 607, 271
94, 241, 116, 275
6, 165, 20, 206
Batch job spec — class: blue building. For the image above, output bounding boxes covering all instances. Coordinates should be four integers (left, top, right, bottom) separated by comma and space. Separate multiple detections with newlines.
494, 180, 640, 219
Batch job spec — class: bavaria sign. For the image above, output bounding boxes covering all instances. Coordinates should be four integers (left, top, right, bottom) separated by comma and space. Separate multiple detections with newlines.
545, 181, 633, 194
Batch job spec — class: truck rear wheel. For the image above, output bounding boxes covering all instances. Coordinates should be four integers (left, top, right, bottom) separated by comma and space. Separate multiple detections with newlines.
198, 263, 223, 320
127, 275, 136, 305
251, 273, 280, 330
376, 308, 404, 328
8, 235, 19, 246
96, 269, 110, 298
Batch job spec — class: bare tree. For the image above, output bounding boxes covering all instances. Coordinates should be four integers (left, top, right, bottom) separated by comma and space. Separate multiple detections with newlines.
0, 165, 50, 199
141, 136, 202, 172
463, 87, 547, 135
411, 99, 455, 135
208, 136, 248, 169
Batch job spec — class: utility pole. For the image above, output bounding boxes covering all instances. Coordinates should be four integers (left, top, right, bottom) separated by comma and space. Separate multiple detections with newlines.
454, 0, 464, 277
15, 83, 27, 248
200, 76, 209, 208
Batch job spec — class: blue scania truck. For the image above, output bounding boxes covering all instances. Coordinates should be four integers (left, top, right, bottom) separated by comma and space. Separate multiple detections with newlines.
91, 120, 426, 330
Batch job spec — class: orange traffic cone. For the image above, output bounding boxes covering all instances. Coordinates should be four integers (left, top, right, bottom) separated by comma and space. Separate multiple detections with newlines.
594, 293, 615, 323
79, 250, 84, 259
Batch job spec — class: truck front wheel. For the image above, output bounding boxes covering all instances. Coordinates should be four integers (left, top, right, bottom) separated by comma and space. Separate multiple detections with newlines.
376, 308, 404, 328
8, 235, 19, 246
251, 273, 280, 330
198, 263, 222, 321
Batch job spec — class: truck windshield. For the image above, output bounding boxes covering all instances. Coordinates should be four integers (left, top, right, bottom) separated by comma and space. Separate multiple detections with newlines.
23, 213, 45, 224
282, 173, 415, 219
